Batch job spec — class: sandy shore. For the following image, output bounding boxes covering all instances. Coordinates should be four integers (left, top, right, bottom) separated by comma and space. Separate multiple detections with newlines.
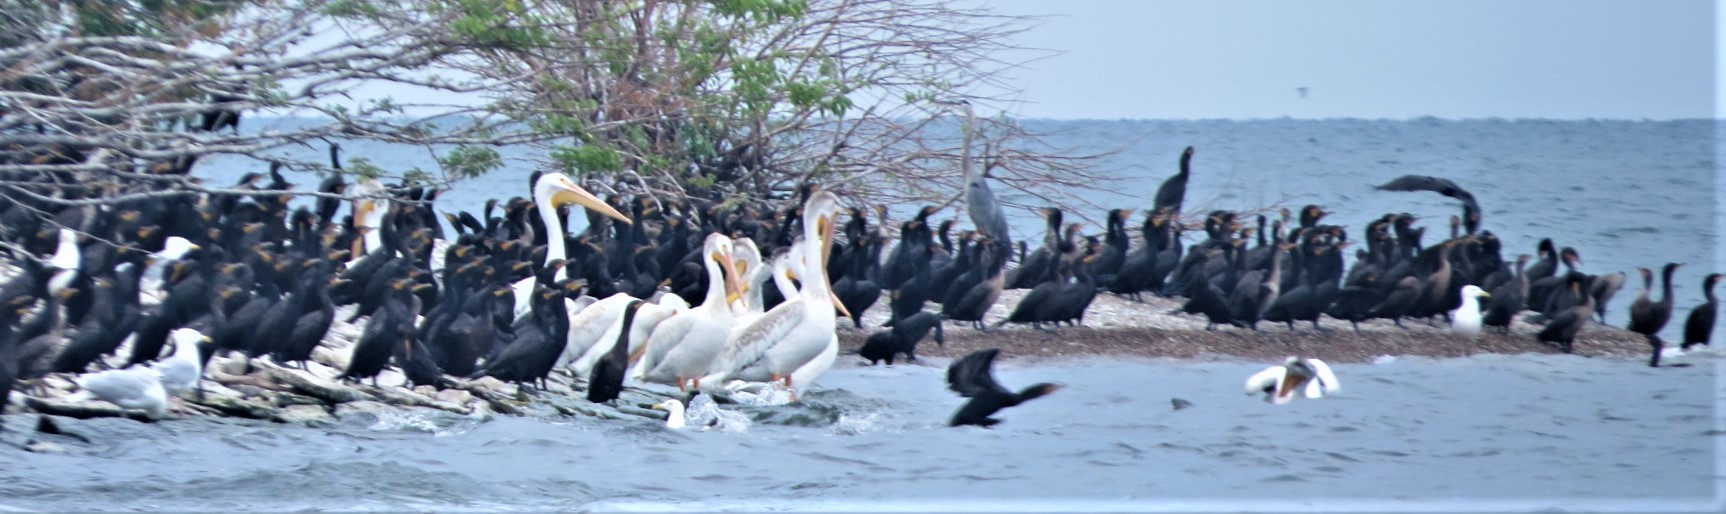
836, 288, 1659, 364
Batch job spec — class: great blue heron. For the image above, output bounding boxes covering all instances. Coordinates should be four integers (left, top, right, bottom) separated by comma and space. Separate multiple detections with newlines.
938, 99, 1012, 251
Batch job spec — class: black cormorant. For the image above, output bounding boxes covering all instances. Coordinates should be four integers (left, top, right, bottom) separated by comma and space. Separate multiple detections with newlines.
859, 311, 944, 365
1629, 263, 1680, 367
1682, 273, 1722, 350
587, 299, 646, 404
945, 348, 1060, 428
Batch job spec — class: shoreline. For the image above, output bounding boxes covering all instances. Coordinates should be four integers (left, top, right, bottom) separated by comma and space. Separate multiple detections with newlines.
836, 289, 1660, 365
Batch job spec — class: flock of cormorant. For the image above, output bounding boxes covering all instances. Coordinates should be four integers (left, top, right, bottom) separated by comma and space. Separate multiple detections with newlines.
0, 141, 1715, 429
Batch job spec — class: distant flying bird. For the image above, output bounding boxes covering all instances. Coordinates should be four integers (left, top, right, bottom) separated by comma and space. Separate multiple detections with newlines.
1296, 87, 1309, 98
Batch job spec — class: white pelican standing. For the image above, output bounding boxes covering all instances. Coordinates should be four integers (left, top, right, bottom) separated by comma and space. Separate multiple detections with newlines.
635, 233, 744, 390
510, 172, 632, 320
554, 292, 638, 370
1245, 357, 1341, 405
1450, 285, 1491, 339
733, 254, 840, 396
700, 191, 850, 393
569, 293, 686, 377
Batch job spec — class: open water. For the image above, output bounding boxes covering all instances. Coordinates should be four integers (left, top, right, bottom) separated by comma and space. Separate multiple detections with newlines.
0, 354, 1720, 511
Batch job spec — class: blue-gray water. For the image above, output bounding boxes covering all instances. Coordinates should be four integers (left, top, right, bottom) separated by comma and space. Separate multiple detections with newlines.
1, 355, 1720, 511
18, 117, 1705, 511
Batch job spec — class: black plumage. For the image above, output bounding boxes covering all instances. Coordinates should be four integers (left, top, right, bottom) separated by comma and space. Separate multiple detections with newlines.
945, 348, 1060, 428
1152, 146, 1194, 215
1374, 174, 1482, 235
341, 279, 423, 386
1537, 276, 1594, 354
942, 239, 1008, 330
393, 338, 444, 388
469, 284, 570, 389
270, 268, 339, 369
1682, 273, 1722, 351
859, 311, 944, 365
1629, 263, 1680, 367
587, 299, 646, 404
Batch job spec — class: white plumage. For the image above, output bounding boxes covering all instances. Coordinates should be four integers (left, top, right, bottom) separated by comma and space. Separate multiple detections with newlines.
1245, 357, 1341, 404
69, 367, 169, 419
1449, 285, 1491, 339
636, 234, 744, 390
150, 328, 208, 397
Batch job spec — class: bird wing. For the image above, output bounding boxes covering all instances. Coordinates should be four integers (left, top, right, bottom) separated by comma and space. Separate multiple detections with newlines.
1373, 175, 1472, 202
287, 310, 333, 349
1373, 175, 1481, 224
946, 348, 1006, 398
636, 311, 697, 373
707, 299, 807, 378
1243, 365, 1285, 396
1307, 359, 1341, 395
77, 368, 161, 404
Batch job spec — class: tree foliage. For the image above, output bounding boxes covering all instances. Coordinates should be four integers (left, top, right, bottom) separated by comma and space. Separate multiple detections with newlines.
0, 0, 1113, 234
350, 0, 1113, 210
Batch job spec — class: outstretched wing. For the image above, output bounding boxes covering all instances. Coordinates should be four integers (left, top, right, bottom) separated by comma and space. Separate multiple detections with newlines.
1374, 175, 1470, 200
1306, 358, 1341, 396
1373, 174, 1482, 230
946, 348, 1005, 398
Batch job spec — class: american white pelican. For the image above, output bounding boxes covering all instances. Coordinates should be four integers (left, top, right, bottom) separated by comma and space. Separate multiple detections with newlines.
569, 293, 685, 377
46, 228, 80, 295
635, 233, 744, 391
1245, 357, 1341, 404
150, 328, 208, 398
728, 237, 766, 318
67, 367, 169, 419
510, 172, 632, 320
700, 191, 850, 393
1449, 285, 1490, 339
554, 292, 637, 370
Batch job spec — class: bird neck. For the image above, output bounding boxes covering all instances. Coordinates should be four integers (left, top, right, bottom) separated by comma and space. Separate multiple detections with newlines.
537, 199, 569, 283
1659, 267, 1677, 303
701, 256, 730, 312
1015, 383, 1055, 402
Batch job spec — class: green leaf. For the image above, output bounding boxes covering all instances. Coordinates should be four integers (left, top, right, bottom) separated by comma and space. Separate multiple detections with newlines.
348, 157, 385, 181
437, 146, 503, 179
551, 145, 622, 175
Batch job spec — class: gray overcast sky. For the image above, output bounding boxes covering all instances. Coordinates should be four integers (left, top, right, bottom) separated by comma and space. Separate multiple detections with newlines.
984, 0, 1717, 119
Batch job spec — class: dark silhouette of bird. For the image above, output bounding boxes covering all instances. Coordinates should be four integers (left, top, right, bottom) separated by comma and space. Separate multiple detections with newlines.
587, 299, 646, 404
1682, 273, 1722, 351
858, 311, 944, 365
1374, 175, 1482, 235
1629, 263, 1681, 367
945, 348, 1060, 427
1153, 146, 1194, 216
